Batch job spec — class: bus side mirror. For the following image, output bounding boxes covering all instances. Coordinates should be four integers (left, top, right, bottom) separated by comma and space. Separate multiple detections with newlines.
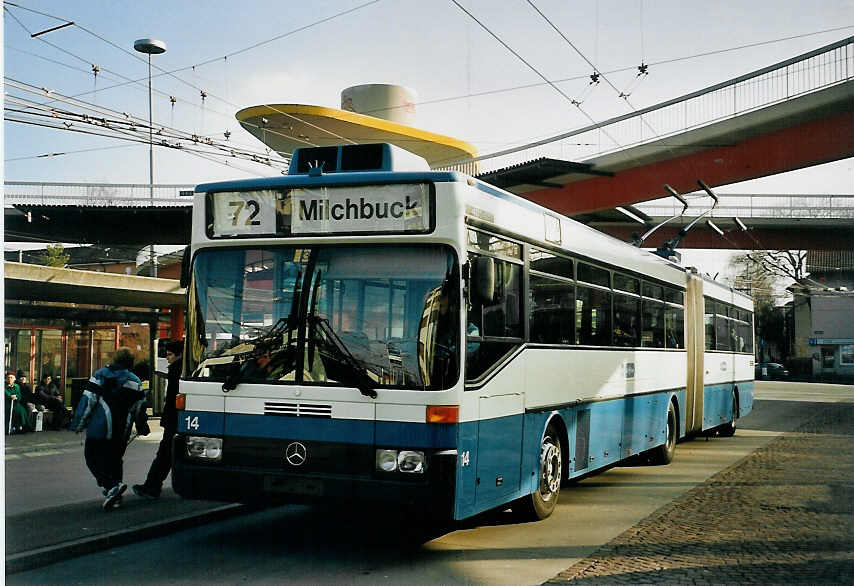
472, 256, 495, 304
180, 246, 191, 288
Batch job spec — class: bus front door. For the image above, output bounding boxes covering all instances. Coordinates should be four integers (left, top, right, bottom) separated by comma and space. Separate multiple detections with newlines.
475, 393, 523, 510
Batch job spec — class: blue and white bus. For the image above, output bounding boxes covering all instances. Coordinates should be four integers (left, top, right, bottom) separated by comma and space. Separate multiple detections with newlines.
172, 142, 754, 522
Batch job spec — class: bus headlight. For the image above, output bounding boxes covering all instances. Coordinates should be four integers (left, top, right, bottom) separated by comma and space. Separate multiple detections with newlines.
375, 449, 426, 474
186, 436, 222, 461
376, 449, 398, 472
397, 450, 425, 473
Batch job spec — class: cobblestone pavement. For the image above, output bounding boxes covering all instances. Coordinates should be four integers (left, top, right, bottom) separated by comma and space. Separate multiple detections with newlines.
547, 404, 854, 585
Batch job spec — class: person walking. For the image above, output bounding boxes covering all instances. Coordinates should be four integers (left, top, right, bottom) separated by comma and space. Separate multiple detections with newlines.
133, 340, 183, 499
71, 347, 149, 511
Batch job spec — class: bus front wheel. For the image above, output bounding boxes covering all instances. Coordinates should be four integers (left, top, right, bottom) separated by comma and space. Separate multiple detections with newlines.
512, 425, 561, 521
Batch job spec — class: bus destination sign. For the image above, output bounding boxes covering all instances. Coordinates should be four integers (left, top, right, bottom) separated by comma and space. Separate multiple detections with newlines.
212, 190, 277, 237
291, 184, 429, 234
210, 183, 431, 238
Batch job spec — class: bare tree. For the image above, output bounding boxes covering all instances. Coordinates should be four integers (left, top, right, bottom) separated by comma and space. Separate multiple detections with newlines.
743, 250, 808, 284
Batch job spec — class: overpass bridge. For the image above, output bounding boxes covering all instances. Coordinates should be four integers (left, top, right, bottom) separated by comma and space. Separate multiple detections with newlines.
5, 182, 853, 250
582, 192, 854, 250
443, 36, 854, 217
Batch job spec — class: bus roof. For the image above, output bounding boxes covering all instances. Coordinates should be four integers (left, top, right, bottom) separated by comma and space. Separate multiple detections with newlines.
195, 171, 463, 193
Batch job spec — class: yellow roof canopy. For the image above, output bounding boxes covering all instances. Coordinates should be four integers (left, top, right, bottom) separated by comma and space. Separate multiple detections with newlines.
236, 104, 477, 168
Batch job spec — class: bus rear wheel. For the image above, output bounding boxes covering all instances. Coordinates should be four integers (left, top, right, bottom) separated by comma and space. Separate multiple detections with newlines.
512, 425, 561, 521
718, 391, 737, 437
650, 400, 677, 465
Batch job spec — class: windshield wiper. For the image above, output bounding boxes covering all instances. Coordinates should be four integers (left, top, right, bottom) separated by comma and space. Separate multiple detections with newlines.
309, 316, 378, 399
221, 317, 295, 392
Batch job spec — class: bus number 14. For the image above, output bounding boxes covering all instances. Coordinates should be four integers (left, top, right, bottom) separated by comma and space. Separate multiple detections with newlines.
185, 416, 200, 430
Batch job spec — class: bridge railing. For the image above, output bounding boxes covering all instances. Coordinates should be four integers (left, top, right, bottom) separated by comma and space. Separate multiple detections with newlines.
4, 182, 195, 206
435, 36, 853, 174
633, 193, 854, 220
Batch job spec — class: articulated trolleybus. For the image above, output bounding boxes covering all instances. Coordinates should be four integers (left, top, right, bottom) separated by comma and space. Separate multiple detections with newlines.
172, 142, 754, 522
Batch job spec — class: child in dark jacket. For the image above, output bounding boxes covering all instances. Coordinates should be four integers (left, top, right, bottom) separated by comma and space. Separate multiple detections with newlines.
71, 347, 149, 511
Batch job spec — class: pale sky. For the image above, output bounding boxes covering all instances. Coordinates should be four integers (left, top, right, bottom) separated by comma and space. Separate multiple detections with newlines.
4, 0, 854, 275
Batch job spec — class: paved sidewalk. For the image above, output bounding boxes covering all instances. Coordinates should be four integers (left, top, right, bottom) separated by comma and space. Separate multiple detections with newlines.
4, 424, 246, 574
547, 403, 854, 585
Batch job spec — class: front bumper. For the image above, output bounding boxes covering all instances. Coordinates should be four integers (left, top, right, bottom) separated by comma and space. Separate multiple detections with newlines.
171, 434, 457, 518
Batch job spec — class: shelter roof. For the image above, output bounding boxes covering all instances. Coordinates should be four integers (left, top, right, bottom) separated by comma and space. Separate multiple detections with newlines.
236, 104, 477, 168
4, 261, 185, 308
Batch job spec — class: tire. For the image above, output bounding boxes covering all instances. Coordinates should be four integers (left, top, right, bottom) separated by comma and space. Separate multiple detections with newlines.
718, 392, 737, 437
512, 425, 562, 521
650, 400, 677, 465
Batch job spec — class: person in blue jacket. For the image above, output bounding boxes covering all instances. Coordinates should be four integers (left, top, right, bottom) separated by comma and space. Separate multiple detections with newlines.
71, 347, 149, 511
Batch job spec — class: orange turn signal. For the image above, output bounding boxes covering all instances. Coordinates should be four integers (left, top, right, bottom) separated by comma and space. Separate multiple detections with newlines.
175, 393, 186, 410
426, 405, 459, 424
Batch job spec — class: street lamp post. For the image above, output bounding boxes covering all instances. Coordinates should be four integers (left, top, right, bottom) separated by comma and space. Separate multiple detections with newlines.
133, 38, 166, 277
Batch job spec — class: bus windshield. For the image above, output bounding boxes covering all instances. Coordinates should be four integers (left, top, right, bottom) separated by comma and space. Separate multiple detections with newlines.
186, 245, 460, 391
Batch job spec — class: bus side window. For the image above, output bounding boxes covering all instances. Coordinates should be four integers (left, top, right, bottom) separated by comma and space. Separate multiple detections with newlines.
466, 255, 523, 381
704, 298, 716, 351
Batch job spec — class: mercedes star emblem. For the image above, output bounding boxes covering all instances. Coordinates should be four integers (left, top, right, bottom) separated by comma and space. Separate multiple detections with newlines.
285, 441, 307, 466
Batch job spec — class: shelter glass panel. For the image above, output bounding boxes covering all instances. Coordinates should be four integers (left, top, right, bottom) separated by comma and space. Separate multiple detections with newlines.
36, 329, 63, 382
92, 329, 117, 373
4, 329, 31, 378
66, 330, 88, 380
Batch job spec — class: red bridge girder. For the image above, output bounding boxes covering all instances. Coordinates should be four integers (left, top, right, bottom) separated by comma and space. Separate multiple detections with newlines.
523, 110, 854, 216
596, 225, 854, 251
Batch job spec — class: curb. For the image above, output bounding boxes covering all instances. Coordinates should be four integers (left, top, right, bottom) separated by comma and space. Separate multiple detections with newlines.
5, 503, 247, 575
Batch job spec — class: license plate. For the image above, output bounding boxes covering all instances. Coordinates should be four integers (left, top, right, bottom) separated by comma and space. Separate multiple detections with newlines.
265, 476, 324, 496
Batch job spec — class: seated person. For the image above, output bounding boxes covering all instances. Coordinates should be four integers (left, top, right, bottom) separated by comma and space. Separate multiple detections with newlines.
35, 374, 71, 428
5, 371, 32, 434
16, 370, 40, 422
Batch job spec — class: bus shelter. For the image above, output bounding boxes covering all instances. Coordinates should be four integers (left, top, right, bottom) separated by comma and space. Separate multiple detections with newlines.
3, 261, 185, 414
